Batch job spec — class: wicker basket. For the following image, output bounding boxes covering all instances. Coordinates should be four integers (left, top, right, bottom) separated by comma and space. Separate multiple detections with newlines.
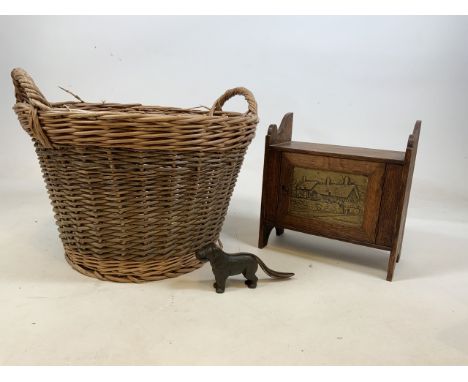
12, 68, 258, 283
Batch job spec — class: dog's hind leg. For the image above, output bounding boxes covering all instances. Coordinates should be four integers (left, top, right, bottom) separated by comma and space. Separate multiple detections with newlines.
243, 266, 258, 289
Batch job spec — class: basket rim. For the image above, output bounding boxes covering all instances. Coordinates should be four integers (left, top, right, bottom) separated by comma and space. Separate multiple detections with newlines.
12, 68, 259, 151
13, 100, 259, 129
12, 67, 258, 118
35, 100, 252, 119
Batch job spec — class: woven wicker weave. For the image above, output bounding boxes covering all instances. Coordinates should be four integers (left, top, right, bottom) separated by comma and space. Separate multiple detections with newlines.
12, 68, 258, 282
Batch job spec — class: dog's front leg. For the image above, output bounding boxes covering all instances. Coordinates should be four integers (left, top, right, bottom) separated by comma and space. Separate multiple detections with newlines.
213, 272, 228, 293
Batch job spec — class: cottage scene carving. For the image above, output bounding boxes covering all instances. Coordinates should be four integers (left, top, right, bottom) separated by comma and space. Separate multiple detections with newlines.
288, 167, 368, 226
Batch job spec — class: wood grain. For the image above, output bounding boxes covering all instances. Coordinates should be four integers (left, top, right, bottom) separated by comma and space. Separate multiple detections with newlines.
375, 164, 404, 247
271, 141, 405, 164
386, 121, 421, 281
258, 113, 293, 247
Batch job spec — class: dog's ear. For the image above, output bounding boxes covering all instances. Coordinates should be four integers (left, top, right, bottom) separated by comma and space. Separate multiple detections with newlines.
210, 243, 219, 255
196, 244, 210, 259
195, 250, 202, 260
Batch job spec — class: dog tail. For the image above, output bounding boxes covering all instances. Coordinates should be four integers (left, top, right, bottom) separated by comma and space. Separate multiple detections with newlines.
254, 256, 294, 279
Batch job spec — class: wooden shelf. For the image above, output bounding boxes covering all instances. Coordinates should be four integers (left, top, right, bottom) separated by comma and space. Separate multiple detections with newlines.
259, 113, 421, 281
270, 141, 406, 164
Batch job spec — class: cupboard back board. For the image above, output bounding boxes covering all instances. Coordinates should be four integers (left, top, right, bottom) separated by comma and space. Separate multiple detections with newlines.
258, 113, 421, 281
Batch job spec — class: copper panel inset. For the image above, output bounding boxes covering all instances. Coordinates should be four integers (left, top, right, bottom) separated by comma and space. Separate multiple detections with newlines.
288, 167, 368, 227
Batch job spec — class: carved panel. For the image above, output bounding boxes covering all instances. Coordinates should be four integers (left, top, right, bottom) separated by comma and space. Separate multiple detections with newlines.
288, 167, 368, 227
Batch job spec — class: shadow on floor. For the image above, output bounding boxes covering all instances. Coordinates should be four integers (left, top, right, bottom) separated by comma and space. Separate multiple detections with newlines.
222, 202, 389, 279
221, 200, 468, 281
170, 275, 295, 293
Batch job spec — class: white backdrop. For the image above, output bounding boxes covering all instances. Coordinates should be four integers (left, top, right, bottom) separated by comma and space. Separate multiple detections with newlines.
1, 16, 467, 216
1, 16, 468, 365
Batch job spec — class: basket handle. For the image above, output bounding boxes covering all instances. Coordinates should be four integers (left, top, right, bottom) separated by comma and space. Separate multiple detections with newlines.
209, 87, 257, 116
11, 68, 50, 109
12, 68, 54, 148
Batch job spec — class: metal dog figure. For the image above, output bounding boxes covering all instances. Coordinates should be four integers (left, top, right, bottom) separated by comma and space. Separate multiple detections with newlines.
195, 243, 294, 293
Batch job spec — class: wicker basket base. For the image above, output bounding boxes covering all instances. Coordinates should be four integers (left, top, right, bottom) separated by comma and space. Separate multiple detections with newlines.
64, 248, 204, 283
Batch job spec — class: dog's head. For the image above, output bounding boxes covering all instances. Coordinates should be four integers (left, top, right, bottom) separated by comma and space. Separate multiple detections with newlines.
195, 242, 219, 262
